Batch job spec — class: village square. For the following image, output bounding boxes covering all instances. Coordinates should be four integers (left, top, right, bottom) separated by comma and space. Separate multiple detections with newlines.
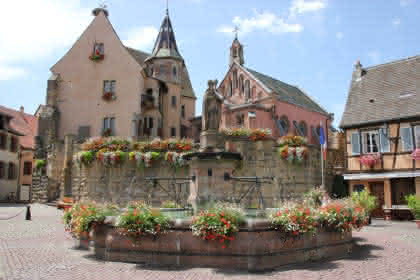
0, 1, 419, 279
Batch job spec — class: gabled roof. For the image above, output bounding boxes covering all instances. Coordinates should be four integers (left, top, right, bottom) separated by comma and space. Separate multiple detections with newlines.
340, 55, 420, 128
245, 68, 328, 116
148, 11, 182, 61
0, 105, 38, 149
125, 47, 150, 66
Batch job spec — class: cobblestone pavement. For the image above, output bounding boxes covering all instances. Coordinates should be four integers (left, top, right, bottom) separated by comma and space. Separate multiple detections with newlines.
0, 204, 419, 280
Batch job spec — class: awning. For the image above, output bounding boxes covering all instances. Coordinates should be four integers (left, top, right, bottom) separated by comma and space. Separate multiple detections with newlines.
344, 171, 420, 180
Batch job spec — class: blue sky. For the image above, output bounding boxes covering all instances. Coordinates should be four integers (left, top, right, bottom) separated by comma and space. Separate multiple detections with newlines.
1, 0, 419, 127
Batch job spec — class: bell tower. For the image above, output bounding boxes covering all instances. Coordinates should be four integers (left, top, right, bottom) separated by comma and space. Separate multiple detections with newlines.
229, 31, 244, 67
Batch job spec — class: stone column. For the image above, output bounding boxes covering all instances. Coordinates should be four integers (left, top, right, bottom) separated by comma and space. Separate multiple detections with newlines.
416, 177, 420, 199
384, 179, 392, 220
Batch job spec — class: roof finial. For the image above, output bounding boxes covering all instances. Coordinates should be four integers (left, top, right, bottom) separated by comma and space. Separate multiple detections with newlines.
92, 1, 109, 17
233, 26, 240, 39
166, 0, 169, 15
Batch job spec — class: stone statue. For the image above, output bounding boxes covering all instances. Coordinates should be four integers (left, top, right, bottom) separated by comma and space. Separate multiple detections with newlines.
202, 80, 222, 131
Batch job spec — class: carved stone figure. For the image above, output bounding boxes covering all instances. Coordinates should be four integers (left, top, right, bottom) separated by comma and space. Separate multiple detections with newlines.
202, 80, 222, 131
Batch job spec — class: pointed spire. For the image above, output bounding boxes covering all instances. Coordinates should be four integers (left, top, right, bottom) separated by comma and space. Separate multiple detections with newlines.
148, 9, 183, 61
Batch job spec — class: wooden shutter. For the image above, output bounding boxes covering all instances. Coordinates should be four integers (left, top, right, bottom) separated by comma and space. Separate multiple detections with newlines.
400, 127, 413, 151
351, 132, 360, 155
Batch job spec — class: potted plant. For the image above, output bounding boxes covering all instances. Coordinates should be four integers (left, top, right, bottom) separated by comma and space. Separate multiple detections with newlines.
351, 190, 376, 224
406, 195, 420, 229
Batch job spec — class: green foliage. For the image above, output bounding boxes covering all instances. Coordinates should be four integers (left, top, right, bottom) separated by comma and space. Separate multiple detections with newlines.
191, 205, 245, 248
35, 159, 46, 170
406, 195, 420, 219
77, 151, 95, 166
161, 201, 181, 209
351, 190, 377, 214
116, 204, 170, 237
304, 188, 326, 208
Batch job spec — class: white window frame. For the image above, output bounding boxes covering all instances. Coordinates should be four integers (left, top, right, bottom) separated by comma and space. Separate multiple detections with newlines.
400, 125, 414, 152
362, 130, 380, 154
415, 125, 420, 149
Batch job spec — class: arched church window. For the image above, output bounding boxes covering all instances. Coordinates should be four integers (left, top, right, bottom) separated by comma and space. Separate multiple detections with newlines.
229, 79, 233, 96
233, 70, 238, 89
239, 75, 244, 95
245, 80, 251, 100
278, 115, 290, 135
299, 121, 308, 137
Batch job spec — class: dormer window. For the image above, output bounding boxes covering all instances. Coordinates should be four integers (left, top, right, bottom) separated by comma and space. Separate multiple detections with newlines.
90, 43, 104, 61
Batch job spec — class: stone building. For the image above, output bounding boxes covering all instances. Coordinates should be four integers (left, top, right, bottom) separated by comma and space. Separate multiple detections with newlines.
341, 58, 420, 219
37, 7, 196, 149
213, 36, 332, 144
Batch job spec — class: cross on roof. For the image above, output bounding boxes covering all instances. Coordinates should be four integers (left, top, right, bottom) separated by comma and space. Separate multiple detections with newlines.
98, 1, 107, 9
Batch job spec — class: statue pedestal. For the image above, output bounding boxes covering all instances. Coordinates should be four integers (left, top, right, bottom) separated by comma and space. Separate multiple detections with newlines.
200, 130, 223, 152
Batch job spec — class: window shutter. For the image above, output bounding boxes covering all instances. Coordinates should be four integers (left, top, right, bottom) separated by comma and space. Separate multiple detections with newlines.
379, 128, 390, 153
351, 132, 360, 155
111, 81, 116, 92
400, 127, 413, 151
110, 118, 115, 135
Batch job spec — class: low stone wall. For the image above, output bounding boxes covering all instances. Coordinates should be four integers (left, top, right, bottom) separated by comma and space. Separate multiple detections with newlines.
91, 220, 353, 271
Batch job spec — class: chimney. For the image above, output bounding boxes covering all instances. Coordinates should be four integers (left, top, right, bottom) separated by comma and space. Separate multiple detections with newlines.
20, 106, 24, 113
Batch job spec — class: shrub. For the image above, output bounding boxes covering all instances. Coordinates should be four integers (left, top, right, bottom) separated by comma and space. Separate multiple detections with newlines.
75, 151, 95, 166
304, 187, 326, 208
351, 190, 377, 214
161, 201, 181, 209
319, 201, 368, 233
191, 205, 245, 248
270, 206, 319, 236
35, 159, 46, 170
116, 204, 170, 237
406, 195, 420, 220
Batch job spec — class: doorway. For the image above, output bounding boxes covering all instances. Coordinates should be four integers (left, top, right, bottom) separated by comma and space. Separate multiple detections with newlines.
369, 182, 385, 218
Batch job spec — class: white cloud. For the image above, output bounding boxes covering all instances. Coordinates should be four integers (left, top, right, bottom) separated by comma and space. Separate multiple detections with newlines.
392, 18, 401, 26
218, 11, 303, 36
0, 65, 26, 81
290, 0, 327, 16
0, 0, 91, 80
368, 51, 381, 65
123, 26, 159, 50
336, 32, 344, 40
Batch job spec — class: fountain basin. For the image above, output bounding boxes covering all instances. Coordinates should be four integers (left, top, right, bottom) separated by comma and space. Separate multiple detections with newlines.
92, 218, 353, 271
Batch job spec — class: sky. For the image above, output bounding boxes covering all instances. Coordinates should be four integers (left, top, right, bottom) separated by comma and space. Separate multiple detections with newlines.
1, 0, 420, 127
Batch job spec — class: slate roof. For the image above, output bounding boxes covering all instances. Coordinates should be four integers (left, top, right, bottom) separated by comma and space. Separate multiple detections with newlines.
125, 47, 150, 66
245, 68, 328, 116
0, 105, 38, 149
340, 55, 420, 128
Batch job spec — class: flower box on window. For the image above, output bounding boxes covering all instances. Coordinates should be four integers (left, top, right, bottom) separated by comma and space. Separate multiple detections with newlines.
411, 149, 420, 161
102, 128, 112, 137
102, 92, 116, 102
359, 153, 381, 168
89, 43, 105, 61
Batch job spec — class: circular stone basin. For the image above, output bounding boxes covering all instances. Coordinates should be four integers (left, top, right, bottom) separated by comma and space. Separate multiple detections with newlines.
91, 218, 353, 272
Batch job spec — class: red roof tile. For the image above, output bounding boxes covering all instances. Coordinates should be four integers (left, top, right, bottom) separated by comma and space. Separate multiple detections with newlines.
0, 105, 38, 149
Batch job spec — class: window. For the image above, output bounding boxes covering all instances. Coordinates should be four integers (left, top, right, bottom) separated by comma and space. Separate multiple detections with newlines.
103, 117, 115, 136
149, 117, 154, 129
362, 130, 379, 153
239, 75, 244, 94
0, 116, 4, 130
0, 162, 4, 179
159, 64, 168, 76
8, 162, 16, 180
94, 43, 104, 56
0, 133, 6, 150
10, 136, 18, 153
104, 80, 116, 93
276, 115, 289, 136
173, 66, 177, 78
229, 79, 233, 96
415, 126, 420, 148
171, 127, 176, 137
379, 127, 390, 153
400, 126, 413, 152
299, 121, 308, 137
181, 105, 185, 118
236, 114, 244, 126
245, 80, 251, 100
23, 161, 32, 176
171, 96, 177, 108
351, 132, 360, 155
248, 111, 256, 118
233, 70, 238, 89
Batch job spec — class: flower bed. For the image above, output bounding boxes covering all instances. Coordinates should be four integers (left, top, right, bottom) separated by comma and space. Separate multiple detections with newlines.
277, 136, 308, 163
221, 128, 272, 141
411, 149, 420, 161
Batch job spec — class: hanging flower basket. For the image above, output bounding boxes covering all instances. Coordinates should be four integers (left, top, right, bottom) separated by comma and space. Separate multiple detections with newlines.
102, 92, 116, 102
359, 153, 381, 168
89, 50, 104, 61
129, 151, 161, 168
278, 145, 308, 163
411, 149, 420, 161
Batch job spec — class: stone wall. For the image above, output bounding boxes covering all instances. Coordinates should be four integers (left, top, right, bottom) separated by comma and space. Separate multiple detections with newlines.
69, 138, 337, 208
31, 173, 49, 203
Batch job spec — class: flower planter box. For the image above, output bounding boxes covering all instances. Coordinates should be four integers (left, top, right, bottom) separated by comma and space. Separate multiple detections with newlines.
91, 219, 352, 272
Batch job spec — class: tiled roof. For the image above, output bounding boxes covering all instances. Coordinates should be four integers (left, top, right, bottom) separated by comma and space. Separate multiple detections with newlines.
340, 55, 420, 128
245, 68, 328, 115
125, 47, 150, 66
0, 105, 38, 149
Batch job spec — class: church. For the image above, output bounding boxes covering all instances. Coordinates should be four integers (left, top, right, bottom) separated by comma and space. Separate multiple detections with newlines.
37, 6, 196, 146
